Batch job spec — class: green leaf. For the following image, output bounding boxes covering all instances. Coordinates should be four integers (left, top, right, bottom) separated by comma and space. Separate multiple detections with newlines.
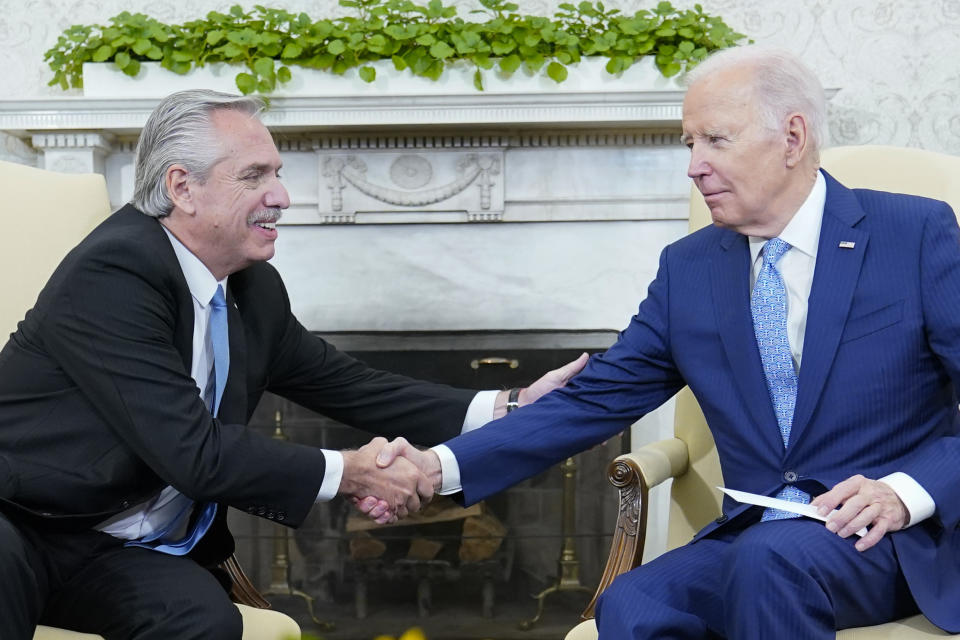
327, 39, 346, 55
114, 50, 131, 70
132, 38, 152, 55
491, 39, 515, 55
235, 71, 257, 94
473, 68, 483, 90
546, 60, 567, 83
277, 65, 292, 83
91, 45, 113, 62
499, 53, 521, 73
415, 33, 436, 46
122, 58, 141, 77
429, 40, 454, 59
281, 42, 302, 58
253, 56, 275, 77
221, 43, 244, 58
358, 65, 376, 82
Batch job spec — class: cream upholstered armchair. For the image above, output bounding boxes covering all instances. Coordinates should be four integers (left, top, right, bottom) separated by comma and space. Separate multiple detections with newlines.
566, 145, 960, 640
0, 160, 300, 640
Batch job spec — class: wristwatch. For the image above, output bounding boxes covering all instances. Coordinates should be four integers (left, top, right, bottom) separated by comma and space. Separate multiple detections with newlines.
506, 386, 522, 413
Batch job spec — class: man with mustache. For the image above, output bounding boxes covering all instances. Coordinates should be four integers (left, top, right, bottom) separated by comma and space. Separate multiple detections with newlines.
0, 89, 585, 639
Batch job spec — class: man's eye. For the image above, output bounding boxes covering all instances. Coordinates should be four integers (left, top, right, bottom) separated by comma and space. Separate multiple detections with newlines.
709, 136, 724, 144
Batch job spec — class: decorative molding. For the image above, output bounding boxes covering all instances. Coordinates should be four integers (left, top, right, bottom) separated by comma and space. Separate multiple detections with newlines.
0, 91, 684, 139
30, 131, 114, 151
277, 130, 681, 151
318, 150, 504, 224
30, 131, 115, 174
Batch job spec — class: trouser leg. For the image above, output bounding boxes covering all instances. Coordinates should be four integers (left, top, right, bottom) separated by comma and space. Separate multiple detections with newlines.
722, 519, 917, 639
0, 512, 49, 640
40, 540, 241, 640
595, 536, 728, 639
595, 518, 917, 640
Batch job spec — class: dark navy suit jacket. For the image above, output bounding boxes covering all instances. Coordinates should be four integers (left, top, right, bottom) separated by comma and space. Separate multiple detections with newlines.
0, 204, 474, 566
446, 172, 960, 631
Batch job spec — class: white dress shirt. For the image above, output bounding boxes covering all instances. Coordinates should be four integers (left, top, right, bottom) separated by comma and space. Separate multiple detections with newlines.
435, 171, 935, 527
99, 228, 499, 539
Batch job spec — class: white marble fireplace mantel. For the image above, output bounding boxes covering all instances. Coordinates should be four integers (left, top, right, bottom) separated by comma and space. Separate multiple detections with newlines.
0, 76, 692, 336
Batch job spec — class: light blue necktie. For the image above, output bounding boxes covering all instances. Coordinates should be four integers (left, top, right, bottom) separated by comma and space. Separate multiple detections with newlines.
752, 238, 811, 521
126, 286, 227, 555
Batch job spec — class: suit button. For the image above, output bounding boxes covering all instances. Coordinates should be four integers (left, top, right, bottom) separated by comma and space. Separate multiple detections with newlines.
256, 506, 266, 516
277, 512, 286, 522
715, 514, 729, 524
120, 501, 130, 509
246, 506, 256, 514
266, 511, 275, 520
783, 470, 798, 483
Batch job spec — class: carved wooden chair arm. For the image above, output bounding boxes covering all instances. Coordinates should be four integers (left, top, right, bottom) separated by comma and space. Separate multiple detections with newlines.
222, 554, 272, 609
580, 438, 689, 619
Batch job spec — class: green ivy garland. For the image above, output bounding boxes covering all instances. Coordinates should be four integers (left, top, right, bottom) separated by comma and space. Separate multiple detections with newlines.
44, 0, 747, 95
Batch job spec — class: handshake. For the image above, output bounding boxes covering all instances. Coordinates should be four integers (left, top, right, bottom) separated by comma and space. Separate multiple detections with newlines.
337, 352, 590, 525
339, 436, 442, 525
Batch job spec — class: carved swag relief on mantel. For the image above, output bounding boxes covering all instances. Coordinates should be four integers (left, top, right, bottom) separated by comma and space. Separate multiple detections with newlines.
319, 150, 504, 224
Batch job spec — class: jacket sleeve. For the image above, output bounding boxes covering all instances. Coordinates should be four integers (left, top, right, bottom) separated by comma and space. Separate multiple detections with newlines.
446, 246, 686, 505
249, 263, 476, 447
898, 200, 960, 529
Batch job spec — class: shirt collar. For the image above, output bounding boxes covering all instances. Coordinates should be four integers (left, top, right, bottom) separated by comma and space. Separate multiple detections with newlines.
161, 226, 228, 308
749, 170, 827, 262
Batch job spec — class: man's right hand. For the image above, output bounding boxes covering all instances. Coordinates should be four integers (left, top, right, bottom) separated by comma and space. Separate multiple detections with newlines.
339, 437, 434, 525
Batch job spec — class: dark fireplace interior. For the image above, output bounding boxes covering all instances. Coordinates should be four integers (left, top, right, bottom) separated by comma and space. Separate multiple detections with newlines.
229, 330, 624, 639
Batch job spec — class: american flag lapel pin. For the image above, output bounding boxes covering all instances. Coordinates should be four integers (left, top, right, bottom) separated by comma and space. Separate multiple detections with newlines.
838, 241, 856, 249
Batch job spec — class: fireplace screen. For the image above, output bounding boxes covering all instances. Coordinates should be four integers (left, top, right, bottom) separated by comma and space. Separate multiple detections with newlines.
229, 331, 624, 639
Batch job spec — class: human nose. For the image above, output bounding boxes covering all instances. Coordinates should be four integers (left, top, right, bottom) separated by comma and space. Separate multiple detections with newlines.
266, 177, 290, 209
687, 145, 711, 179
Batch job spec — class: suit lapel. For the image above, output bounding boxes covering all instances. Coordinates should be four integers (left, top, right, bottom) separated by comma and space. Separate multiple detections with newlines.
135, 208, 194, 372
788, 172, 868, 449
711, 229, 782, 443
219, 286, 247, 424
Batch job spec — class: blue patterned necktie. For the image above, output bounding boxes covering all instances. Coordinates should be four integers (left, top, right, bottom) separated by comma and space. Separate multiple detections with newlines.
126, 286, 227, 555
752, 238, 811, 521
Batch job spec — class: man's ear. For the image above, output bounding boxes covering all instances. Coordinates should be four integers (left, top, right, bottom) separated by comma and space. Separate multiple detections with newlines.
783, 113, 808, 169
166, 165, 196, 215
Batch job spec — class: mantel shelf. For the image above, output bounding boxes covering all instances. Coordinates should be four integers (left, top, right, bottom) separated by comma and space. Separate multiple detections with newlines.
0, 90, 685, 137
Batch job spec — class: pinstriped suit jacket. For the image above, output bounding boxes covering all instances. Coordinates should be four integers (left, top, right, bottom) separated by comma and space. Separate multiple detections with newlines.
447, 171, 960, 631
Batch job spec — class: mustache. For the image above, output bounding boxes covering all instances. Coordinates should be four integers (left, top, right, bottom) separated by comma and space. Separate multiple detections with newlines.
247, 208, 283, 225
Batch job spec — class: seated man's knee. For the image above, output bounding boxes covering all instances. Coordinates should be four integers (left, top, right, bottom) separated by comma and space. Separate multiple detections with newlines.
186, 598, 242, 640
723, 522, 819, 589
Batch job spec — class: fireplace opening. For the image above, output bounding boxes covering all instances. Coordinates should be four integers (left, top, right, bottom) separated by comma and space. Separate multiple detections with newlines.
230, 330, 624, 639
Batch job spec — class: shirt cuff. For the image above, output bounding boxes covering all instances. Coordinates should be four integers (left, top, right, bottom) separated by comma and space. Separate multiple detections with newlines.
315, 449, 343, 502
431, 444, 462, 495
879, 472, 935, 527
463, 390, 499, 433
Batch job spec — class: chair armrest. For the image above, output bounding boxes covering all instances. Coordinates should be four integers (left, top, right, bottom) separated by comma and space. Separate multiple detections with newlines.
223, 554, 272, 609
580, 438, 690, 620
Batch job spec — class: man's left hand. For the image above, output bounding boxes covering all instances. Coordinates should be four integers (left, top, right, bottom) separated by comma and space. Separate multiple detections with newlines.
811, 474, 909, 552
494, 352, 589, 418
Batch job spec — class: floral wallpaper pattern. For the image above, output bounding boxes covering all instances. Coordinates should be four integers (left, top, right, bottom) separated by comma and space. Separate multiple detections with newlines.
2, 0, 959, 163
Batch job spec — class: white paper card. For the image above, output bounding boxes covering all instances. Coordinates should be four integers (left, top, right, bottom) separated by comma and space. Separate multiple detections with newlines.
718, 487, 867, 537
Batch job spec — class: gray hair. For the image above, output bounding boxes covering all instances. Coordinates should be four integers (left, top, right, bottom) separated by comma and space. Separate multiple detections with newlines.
132, 89, 266, 218
684, 46, 828, 157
